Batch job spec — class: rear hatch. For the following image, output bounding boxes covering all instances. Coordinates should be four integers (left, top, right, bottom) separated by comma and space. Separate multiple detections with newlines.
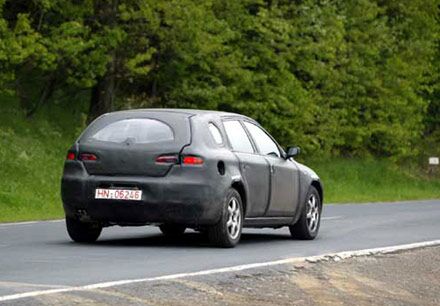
78, 110, 191, 177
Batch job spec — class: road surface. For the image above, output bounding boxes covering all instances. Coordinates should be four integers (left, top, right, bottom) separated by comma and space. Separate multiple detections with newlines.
0, 200, 439, 302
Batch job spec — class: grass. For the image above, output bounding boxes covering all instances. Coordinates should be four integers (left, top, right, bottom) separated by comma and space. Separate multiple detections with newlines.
0, 94, 86, 223
0, 95, 439, 222
306, 158, 440, 203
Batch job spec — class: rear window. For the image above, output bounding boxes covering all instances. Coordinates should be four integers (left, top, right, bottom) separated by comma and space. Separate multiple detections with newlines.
86, 118, 174, 144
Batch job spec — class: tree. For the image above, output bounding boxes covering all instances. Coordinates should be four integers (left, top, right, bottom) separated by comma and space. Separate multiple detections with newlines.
1, 0, 438, 158
1, 0, 160, 121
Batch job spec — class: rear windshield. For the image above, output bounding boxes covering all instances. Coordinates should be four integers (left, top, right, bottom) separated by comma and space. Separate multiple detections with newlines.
85, 118, 174, 144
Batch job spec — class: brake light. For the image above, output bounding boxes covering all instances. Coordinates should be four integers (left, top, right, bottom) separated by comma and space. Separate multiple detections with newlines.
155, 154, 203, 165
182, 156, 204, 165
66, 152, 76, 160
156, 155, 179, 164
79, 153, 98, 161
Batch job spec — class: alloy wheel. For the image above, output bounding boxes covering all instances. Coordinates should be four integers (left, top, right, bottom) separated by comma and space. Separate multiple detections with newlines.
226, 197, 241, 239
306, 194, 319, 233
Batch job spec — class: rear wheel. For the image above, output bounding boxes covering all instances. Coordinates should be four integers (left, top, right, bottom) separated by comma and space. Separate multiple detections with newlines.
159, 224, 186, 236
289, 186, 321, 240
208, 188, 243, 248
66, 217, 102, 243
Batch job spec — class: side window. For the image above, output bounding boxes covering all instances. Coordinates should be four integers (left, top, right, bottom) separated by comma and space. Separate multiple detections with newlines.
223, 121, 254, 153
243, 121, 280, 157
208, 123, 223, 145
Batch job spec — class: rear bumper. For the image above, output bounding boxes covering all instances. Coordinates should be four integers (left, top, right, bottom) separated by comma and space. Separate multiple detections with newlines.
61, 161, 225, 226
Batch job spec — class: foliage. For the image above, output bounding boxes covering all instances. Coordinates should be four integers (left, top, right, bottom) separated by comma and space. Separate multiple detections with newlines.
1, 93, 438, 222
0, 0, 439, 158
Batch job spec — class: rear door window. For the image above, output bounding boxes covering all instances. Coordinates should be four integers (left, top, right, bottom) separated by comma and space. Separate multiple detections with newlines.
223, 120, 254, 153
86, 118, 174, 144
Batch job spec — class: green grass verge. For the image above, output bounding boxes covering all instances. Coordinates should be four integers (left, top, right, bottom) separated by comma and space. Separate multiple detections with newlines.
0, 95, 439, 222
0, 94, 86, 223
307, 158, 440, 203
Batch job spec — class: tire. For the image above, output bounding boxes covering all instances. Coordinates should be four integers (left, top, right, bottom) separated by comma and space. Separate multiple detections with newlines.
66, 217, 102, 243
289, 186, 322, 240
159, 224, 186, 236
208, 188, 243, 248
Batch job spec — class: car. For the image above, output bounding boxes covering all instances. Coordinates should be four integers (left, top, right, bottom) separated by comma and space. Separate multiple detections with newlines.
61, 109, 323, 247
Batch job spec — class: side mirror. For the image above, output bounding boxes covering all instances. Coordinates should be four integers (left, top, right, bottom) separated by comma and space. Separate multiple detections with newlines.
285, 146, 300, 159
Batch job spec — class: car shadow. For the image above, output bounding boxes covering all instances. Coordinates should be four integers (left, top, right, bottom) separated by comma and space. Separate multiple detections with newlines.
55, 231, 294, 248
105, 231, 292, 248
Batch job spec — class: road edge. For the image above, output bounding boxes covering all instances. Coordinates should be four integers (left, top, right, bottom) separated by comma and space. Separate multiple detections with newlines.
1, 239, 439, 302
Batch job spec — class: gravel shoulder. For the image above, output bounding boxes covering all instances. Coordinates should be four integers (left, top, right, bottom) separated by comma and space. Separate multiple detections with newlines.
7, 245, 440, 306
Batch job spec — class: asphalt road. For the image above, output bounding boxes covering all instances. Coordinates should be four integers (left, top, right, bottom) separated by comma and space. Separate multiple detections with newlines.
0, 200, 439, 300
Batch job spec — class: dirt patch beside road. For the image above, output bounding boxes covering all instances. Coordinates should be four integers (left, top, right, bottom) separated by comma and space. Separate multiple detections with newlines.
8, 245, 440, 306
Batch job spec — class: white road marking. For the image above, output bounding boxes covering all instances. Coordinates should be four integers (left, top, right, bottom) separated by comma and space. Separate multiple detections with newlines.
0, 221, 39, 227
321, 216, 342, 220
0, 239, 439, 302
47, 220, 64, 223
0, 220, 63, 227
325, 199, 440, 206
1, 199, 438, 227
0, 216, 342, 227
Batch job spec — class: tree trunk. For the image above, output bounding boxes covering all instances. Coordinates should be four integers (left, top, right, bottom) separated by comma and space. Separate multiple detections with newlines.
87, 0, 119, 123
87, 66, 115, 123
26, 73, 56, 118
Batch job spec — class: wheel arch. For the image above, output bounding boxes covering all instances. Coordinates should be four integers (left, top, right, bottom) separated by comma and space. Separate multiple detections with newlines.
231, 181, 247, 216
311, 180, 323, 204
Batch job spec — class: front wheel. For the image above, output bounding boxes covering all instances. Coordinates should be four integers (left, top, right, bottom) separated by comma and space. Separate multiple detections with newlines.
66, 217, 102, 243
208, 188, 243, 248
289, 186, 322, 240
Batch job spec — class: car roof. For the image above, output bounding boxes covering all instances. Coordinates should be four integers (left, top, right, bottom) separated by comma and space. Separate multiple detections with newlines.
106, 108, 256, 121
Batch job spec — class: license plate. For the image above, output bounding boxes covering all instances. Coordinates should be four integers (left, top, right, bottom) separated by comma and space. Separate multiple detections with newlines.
95, 189, 142, 201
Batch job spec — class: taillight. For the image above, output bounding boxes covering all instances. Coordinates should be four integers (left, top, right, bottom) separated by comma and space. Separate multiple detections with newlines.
66, 152, 76, 160
79, 153, 98, 161
155, 154, 204, 165
156, 154, 179, 164
182, 156, 204, 165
